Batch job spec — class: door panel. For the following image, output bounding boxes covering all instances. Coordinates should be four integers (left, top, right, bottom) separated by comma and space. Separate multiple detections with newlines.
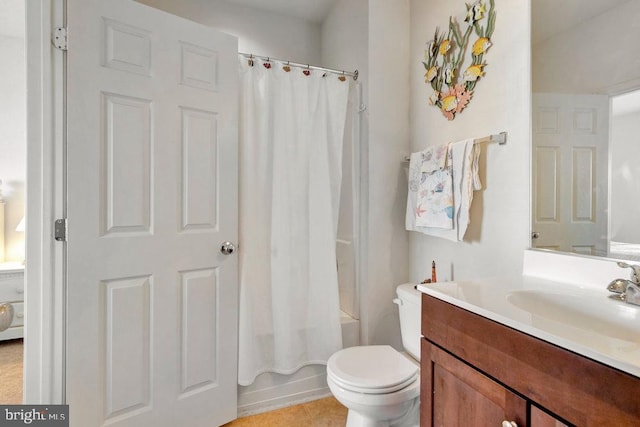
66, 1, 238, 426
532, 93, 608, 255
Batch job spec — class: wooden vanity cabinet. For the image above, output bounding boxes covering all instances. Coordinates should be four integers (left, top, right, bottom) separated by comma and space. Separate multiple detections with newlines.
530, 406, 568, 427
421, 294, 640, 427
422, 339, 527, 426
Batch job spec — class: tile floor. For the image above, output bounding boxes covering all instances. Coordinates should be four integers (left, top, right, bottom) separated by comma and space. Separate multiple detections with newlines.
0, 338, 23, 404
223, 396, 347, 427
0, 341, 347, 426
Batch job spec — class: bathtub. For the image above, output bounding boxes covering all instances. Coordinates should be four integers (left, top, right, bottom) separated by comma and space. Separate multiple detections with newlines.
340, 310, 359, 348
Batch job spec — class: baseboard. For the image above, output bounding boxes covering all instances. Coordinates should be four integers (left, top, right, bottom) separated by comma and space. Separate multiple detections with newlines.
238, 387, 332, 417
237, 364, 329, 414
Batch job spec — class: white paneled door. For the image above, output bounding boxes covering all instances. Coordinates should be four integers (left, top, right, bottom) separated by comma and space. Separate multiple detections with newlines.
65, 1, 238, 426
532, 93, 608, 256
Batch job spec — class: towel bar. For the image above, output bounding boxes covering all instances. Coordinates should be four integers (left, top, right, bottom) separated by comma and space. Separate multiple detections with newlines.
403, 131, 507, 162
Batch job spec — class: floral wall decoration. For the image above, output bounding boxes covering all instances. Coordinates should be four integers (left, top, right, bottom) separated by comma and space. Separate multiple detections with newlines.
423, 0, 496, 120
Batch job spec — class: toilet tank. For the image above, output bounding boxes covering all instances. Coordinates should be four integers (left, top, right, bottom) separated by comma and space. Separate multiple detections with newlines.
395, 284, 422, 361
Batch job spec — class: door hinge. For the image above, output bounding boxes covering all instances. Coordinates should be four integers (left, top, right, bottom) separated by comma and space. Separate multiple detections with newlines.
52, 27, 67, 51
54, 219, 67, 242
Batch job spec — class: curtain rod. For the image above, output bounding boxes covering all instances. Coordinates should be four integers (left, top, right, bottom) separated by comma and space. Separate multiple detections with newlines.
403, 132, 507, 162
239, 52, 358, 81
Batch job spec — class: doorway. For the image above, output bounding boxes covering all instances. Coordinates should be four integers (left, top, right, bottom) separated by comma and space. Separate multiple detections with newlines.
0, 0, 26, 405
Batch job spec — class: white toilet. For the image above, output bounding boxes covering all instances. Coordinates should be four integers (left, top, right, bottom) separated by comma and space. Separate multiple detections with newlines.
327, 284, 421, 427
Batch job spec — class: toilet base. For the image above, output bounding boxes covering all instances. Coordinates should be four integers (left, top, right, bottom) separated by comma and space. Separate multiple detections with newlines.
346, 410, 389, 427
344, 397, 420, 427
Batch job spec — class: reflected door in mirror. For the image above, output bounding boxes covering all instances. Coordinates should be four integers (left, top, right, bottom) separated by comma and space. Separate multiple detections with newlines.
532, 93, 608, 256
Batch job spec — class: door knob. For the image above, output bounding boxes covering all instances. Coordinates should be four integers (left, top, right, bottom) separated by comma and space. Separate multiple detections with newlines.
220, 241, 236, 255
531, 231, 540, 239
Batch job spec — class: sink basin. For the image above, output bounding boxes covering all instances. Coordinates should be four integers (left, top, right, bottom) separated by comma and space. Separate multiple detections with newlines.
419, 275, 640, 377
507, 290, 640, 359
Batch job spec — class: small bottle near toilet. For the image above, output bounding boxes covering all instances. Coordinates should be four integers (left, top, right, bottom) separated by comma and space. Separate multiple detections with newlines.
420, 260, 437, 284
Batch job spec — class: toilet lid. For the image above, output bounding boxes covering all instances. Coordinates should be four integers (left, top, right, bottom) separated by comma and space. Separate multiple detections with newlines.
327, 345, 418, 394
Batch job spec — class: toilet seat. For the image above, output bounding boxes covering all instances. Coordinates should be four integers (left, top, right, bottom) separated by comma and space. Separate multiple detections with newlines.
328, 370, 418, 395
327, 345, 419, 394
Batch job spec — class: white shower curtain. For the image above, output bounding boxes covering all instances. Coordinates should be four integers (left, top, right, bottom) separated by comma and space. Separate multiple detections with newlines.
237, 59, 350, 386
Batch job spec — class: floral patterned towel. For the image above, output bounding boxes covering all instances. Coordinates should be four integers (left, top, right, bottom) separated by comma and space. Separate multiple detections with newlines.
419, 144, 448, 174
415, 145, 454, 229
406, 139, 480, 241
415, 166, 454, 229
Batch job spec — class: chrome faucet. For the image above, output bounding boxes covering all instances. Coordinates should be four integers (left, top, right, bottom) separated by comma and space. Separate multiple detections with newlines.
607, 261, 640, 306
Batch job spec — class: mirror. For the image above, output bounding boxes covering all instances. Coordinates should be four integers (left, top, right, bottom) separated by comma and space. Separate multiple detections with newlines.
531, 0, 640, 261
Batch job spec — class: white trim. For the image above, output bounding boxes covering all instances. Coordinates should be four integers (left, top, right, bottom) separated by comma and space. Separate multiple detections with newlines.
350, 81, 363, 322
25, 0, 66, 404
356, 83, 369, 345
606, 78, 640, 97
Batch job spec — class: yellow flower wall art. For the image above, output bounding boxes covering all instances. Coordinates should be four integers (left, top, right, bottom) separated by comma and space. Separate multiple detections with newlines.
422, 0, 496, 120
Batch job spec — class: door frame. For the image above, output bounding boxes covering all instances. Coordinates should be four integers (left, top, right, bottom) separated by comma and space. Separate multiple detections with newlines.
25, 0, 66, 404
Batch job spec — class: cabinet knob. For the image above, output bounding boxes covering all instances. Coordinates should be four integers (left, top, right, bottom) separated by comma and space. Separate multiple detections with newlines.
502, 421, 518, 427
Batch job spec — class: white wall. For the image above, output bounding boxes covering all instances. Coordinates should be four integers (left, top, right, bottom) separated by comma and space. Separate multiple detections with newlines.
322, 0, 368, 320
610, 110, 640, 243
136, 0, 321, 64
321, 0, 368, 76
409, 0, 531, 282
0, 35, 26, 262
322, 0, 412, 350
533, 1, 640, 94
365, 0, 410, 349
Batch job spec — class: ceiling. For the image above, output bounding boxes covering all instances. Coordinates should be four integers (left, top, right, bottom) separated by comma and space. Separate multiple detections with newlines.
2, 0, 628, 43
232, 0, 630, 33
223, 0, 337, 24
0, 0, 24, 38
0, 0, 336, 39
532, 0, 630, 44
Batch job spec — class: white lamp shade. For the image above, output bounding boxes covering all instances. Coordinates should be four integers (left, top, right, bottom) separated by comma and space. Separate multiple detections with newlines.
16, 217, 25, 232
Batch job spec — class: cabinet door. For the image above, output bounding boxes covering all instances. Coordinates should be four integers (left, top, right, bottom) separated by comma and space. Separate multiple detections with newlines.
421, 339, 527, 427
531, 405, 569, 427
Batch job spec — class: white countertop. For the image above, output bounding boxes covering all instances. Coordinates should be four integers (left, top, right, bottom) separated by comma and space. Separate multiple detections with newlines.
418, 275, 640, 379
